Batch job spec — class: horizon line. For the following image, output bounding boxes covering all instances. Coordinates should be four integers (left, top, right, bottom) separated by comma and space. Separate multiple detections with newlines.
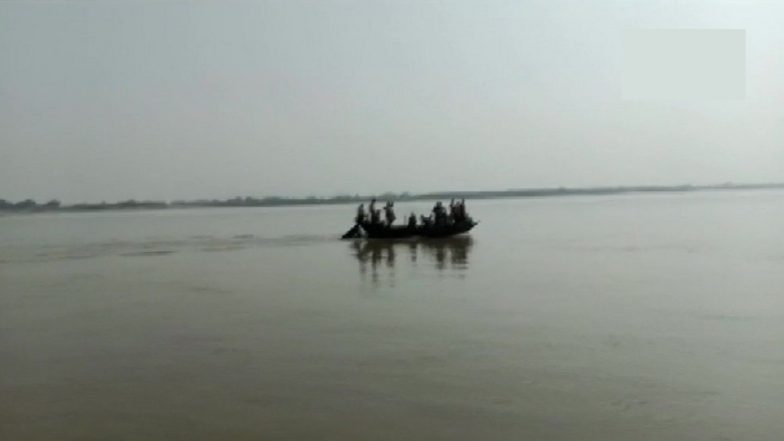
2, 181, 784, 211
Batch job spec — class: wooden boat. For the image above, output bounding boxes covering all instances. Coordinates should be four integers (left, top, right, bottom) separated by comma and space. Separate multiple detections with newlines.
416, 219, 477, 238
346, 219, 478, 239
358, 222, 418, 239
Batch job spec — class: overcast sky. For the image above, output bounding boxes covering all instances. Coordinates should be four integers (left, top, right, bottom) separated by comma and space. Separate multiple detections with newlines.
1, 0, 783, 203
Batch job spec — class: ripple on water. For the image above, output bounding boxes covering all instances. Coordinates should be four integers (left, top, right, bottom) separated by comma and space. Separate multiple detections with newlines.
1, 233, 339, 263
120, 250, 176, 257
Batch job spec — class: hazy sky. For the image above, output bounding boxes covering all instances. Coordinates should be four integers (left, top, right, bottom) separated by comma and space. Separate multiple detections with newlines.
2, 0, 783, 203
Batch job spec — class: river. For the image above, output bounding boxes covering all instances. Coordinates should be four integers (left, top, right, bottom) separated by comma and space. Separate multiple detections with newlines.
1, 191, 783, 440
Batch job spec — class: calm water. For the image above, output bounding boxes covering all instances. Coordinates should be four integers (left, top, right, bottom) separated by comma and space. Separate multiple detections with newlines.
2, 192, 783, 440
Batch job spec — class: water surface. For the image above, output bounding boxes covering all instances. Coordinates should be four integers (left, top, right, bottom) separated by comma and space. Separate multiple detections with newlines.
2, 192, 783, 440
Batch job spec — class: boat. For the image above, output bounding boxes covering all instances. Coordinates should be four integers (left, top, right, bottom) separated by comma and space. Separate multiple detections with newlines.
416, 219, 477, 238
344, 219, 478, 239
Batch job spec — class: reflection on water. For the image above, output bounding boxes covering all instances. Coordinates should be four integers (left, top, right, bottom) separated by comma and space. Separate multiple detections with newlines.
350, 237, 473, 287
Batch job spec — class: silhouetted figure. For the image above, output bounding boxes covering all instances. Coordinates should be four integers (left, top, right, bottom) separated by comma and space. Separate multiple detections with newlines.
448, 199, 466, 222
369, 198, 378, 223
432, 201, 447, 226
355, 203, 366, 224
342, 204, 366, 238
458, 199, 468, 222
384, 201, 396, 225
369, 198, 381, 224
408, 212, 417, 228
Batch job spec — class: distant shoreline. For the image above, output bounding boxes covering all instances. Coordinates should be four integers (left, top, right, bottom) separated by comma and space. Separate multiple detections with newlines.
2, 183, 783, 214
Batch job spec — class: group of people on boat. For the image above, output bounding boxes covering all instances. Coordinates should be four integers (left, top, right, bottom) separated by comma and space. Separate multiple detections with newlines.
355, 198, 470, 228
425, 199, 469, 226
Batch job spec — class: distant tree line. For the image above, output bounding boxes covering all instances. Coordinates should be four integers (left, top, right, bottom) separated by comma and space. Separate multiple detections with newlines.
2, 182, 783, 213
0, 198, 166, 212
0, 199, 61, 211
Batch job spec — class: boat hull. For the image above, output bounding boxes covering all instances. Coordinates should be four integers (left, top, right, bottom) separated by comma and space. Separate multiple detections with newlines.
357, 220, 477, 239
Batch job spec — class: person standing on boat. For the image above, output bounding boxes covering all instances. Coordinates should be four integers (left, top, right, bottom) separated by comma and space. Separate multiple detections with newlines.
355, 203, 366, 224
408, 212, 417, 228
369, 198, 380, 224
384, 201, 396, 225
433, 201, 446, 225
